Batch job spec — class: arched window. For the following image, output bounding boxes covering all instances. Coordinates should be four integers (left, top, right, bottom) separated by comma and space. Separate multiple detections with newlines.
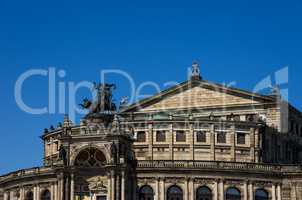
41, 190, 51, 200
255, 189, 269, 200
167, 185, 183, 200
25, 191, 33, 200
75, 148, 106, 167
196, 186, 212, 200
226, 187, 241, 200
139, 185, 154, 200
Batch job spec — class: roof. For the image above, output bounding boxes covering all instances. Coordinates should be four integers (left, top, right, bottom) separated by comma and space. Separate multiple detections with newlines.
120, 79, 276, 113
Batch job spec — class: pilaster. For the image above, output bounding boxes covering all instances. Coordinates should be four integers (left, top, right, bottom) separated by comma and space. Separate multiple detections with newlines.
160, 178, 165, 200
155, 178, 160, 200
219, 179, 224, 200
250, 128, 255, 162
277, 184, 282, 200
213, 180, 218, 200
210, 124, 215, 161
248, 182, 253, 200
169, 124, 174, 160
189, 123, 194, 160
70, 173, 74, 200
111, 170, 115, 200
121, 171, 125, 200
272, 183, 276, 200
230, 125, 236, 161
148, 123, 153, 160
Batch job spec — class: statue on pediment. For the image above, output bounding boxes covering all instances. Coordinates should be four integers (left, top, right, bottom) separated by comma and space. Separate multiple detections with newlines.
80, 83, 117, 115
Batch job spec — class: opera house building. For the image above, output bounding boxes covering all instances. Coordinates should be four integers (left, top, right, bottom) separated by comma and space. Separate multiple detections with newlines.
1, 63, 302, 200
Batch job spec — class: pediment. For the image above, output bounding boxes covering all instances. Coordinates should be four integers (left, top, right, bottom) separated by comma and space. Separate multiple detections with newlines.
122, 80, 274, 112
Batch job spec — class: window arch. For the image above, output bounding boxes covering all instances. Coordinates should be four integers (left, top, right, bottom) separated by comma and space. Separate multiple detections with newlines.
167, 185, 183, 200
196, 186, 212, 200
255, 189, 269, 200
138, 185, 154, 200
41, 190, 51, 200
74, 147, 106, 167
226, 187, 241, 200
25, 191, 33, 200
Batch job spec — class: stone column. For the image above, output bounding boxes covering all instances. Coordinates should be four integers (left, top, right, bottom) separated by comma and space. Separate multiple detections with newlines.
291, 183, 297, 200
213, 181, 218, 200
21, 187, 25, 200
35, 184, 40, 200
33, 185, 37, 200
210, 124, 216, 161
160, 178, 165, 200
243, 182, 248, 200
248, 182, 253, 200
148, 123, 153, 160
188, 178, 194, 200
277, 184, 282, 200
185, 178, 189, 200
10, 191, 13, 200
121, 171, 125, 200
255, 128, 260, 149
219, 180, 224, 200
230, 125, 236, 161
65, 176, 70, 200
111, 171, 115, 200
169, 124, 174, 160
272, 184, 276, 200
155, 178, 160, 200
54, 182, 58, 200
250, 128, 255, 162
70, 174, 75, 200
4, 192, 8, 200
50, 184, 54, 200
107, 174, 111, 200
59, 174, 64, 200
189, 124, 194, 160
116, 174, 121, 200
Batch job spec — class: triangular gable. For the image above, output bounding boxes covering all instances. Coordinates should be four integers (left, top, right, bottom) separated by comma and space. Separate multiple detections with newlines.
121, 80, 275, 112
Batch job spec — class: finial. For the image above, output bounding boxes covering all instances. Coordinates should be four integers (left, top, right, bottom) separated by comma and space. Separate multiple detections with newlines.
63, 114, 73, 128
190, 61, 202, 81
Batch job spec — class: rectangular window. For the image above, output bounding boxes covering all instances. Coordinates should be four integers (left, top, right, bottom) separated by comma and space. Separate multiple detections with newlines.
196, 131, 207, 143
136, 131, 146, 142
237, 132, 246, 145
176, 130, 186, 142
246, 114, 256, 122
156, 131, 166, 142
217, 131, 226, 143
54, 141, 59, 151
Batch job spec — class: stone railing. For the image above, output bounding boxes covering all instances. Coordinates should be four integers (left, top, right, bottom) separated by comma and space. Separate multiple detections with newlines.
0, 167, 53, 183
137, 160, 302, 173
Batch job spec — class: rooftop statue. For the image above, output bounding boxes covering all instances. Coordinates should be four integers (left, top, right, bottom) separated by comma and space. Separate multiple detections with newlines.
80, 83, 117, 115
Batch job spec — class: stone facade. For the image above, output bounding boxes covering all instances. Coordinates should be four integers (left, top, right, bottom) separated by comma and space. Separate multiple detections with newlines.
1, 65, 302, 200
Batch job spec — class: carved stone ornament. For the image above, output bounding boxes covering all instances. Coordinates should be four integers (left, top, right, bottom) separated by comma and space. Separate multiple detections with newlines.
225, 180, 244, 187
194, 179, 215, 185
87, 176, 108, 192
165, 177, 184, 184
254, 181, 273, 188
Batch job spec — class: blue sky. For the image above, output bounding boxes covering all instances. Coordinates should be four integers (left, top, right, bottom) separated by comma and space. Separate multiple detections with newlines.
0, 0, 301, 174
